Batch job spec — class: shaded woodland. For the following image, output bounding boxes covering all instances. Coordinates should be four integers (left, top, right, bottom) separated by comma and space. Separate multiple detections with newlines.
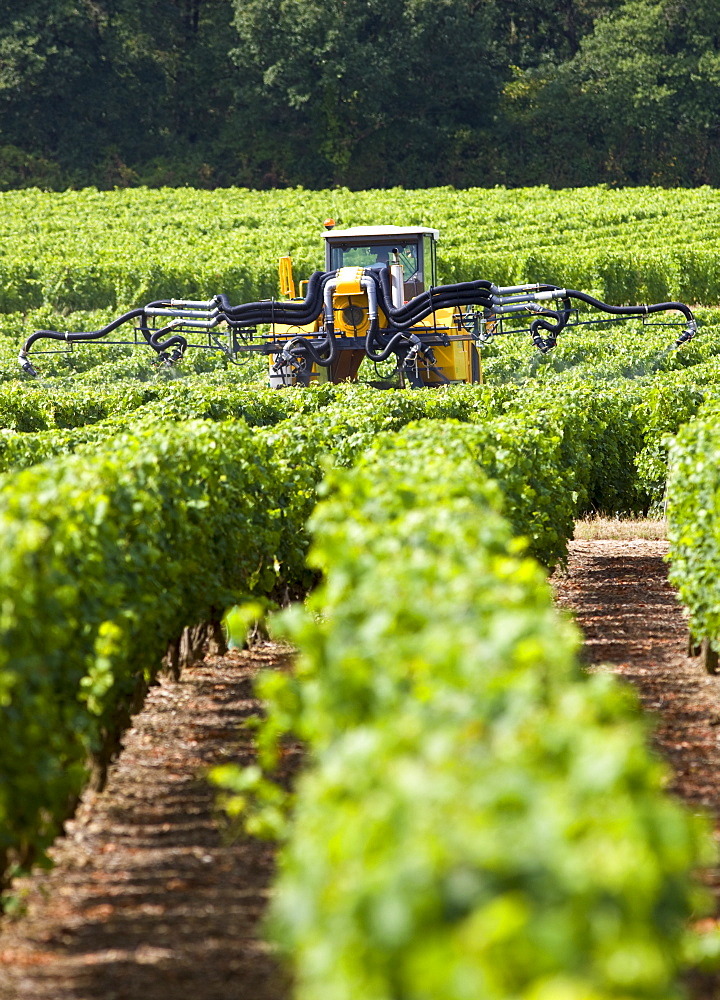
0, 0, 718, 190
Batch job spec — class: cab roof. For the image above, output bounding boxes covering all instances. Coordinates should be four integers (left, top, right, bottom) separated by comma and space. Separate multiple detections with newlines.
322, 225, 440, 241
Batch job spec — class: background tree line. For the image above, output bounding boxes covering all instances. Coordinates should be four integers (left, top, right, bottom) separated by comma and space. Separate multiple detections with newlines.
0, 0, 717, 191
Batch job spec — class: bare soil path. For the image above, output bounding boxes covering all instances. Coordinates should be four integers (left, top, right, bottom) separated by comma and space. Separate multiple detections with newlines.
0, 645, 294, 1000
554, 539, 720, 999
2, 539, 720, 999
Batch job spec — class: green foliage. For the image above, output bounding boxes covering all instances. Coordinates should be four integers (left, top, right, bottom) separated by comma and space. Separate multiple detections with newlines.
231, 0, 499, 188
1, 0, 719, 187
4, 188, 720, 328
0, 381, 498, 476
0, 0, 238, 188
634, 384, 710, 512
0, 417, 316, 885
1, 371, 665, 890
504, 383, 647, 516
499, 0, 720, 186
1, 181, 720, 995
0, 368, 701, 530
666, 403, 720, 647
361, 418, 577, 568
213, 432, 709, 1000
0, 374, 300, 437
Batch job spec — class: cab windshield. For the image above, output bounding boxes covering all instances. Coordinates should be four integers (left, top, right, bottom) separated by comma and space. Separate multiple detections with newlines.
329, 243, 419, 281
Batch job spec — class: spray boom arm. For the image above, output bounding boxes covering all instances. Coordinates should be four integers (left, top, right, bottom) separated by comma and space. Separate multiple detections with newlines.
17, 267, 697, 379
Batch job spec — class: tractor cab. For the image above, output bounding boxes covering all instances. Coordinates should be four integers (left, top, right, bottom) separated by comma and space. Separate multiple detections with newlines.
322, 225, 439, 303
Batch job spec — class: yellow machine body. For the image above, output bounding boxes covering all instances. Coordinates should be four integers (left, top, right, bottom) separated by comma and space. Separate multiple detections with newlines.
278, 256, 296, 299
269, 231, 482, 387
268, 301, 480, 386
334, 266, 365, 296
333, 267, 376, 338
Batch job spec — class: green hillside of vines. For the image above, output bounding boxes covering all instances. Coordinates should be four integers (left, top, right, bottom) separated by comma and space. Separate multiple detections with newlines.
2, 186, 720, 318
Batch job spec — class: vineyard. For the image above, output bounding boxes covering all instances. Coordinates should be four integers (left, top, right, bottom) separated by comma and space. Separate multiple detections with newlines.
3, 185, 720, 997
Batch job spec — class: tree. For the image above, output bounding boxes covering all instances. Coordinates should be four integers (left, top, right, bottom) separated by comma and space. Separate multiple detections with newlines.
0, 0, 239, 186
230, 0, 502, 187
499, 0, 720, 185
491, 0, 624, 65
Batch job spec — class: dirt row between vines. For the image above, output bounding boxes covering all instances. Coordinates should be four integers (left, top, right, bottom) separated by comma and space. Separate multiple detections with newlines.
0, 645, 296, 1000
2, 538, 720, 998
554, 539, 720, 1000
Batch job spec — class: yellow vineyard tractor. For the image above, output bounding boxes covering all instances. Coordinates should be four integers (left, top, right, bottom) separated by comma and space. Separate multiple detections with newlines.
18, 222, 698, 386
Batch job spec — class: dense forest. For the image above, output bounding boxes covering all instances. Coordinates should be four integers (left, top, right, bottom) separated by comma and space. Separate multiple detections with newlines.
0, 0, 718, 191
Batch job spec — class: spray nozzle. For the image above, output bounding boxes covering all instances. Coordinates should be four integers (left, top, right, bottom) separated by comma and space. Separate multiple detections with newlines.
18, 353, 38, 377
272, 347, 300, 373
405, 334, 423, 364
531, 330, 556, 353
676, 321, 697, 347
